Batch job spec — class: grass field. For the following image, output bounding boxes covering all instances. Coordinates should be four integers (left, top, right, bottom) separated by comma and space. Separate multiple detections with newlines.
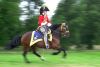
0, 50, 100, 67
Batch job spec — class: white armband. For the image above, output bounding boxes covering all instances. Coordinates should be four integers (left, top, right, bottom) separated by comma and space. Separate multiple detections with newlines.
47, 23, 52, 27
41, 22, 47, 26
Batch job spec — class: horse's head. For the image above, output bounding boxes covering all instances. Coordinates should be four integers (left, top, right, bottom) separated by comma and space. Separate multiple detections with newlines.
59, 22, 70, 37
50, 22, 70, 37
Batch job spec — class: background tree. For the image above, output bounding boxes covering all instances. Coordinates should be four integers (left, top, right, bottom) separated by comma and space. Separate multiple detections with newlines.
19, 0, 43, 32
80, 0, 100, 49
52, 0, 82, 48
0, 0, 43, 46
0, 0, 21, 45
52, 0, 100, 49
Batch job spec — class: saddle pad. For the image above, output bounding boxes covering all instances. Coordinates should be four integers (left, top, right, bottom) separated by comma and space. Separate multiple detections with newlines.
30, 31, 52, 46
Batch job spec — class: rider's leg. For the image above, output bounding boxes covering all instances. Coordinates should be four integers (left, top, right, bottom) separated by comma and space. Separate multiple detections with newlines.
40, 25, 49, 49
43, 32, 49, 48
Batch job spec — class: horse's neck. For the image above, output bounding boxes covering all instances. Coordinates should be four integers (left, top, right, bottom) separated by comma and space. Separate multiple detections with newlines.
50, 24, 61, 38
52, 29, 61, 39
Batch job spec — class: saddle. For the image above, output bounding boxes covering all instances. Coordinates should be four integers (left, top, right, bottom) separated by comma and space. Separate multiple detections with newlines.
30, 30, 52, 46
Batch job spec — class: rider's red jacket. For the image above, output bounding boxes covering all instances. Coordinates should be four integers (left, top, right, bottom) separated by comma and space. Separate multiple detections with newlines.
38, 15, 50, 27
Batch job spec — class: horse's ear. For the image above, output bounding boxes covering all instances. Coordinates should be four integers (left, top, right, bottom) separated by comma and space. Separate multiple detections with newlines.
61, 20, 68, 24
62, 23, 66, 26
61, 21, 66, 26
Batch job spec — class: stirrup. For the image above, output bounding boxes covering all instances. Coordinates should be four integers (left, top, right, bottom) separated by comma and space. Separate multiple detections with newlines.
46, 45, 49, 49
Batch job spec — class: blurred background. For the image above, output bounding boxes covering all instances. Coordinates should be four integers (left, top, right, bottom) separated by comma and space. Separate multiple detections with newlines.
0, 0, 100, 67
0, 0, 100, 50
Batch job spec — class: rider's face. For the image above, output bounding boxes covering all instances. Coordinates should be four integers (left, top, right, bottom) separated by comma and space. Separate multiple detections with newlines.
42, 11, 47, 15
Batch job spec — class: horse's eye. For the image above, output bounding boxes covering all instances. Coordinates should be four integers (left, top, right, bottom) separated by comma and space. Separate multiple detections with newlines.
66, 26, 68, 28
64, 26, 66, 28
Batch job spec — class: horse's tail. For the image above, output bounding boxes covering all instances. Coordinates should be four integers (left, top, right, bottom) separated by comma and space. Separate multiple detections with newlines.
4, 35, 22, 50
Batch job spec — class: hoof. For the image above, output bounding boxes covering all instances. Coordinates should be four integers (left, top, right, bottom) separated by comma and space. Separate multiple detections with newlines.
40, 56, 45, 61
41, 59, 45, 61
52, 52, 58, 55
25, 61, 31, 63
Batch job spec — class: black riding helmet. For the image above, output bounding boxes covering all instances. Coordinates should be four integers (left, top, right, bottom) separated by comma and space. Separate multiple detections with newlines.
39, 4, 49, 15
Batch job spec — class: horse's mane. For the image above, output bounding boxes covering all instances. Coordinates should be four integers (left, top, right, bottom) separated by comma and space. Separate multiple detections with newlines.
50, 23, 61, 30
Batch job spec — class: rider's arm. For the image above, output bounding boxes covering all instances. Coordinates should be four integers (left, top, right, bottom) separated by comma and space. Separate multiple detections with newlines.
38, 15, 43, 26
46, 16, 50, 23
46, 15, 52, 26
36, 26, 40, 31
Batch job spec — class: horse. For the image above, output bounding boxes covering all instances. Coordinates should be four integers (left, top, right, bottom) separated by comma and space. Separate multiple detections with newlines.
5, 22, 69, 63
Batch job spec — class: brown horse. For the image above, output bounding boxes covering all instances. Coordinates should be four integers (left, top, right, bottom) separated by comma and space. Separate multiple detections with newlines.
5, 22, 69, 63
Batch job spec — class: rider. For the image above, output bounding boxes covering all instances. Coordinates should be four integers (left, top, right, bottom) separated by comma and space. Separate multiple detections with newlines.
37, 3, 52, 48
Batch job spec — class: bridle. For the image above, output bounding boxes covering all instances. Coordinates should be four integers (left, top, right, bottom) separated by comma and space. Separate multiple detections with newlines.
60, 23, 69, 36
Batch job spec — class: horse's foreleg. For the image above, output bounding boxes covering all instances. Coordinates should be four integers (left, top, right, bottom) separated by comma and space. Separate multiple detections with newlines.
52, 49, 61, 55
60, 48, 67, 58
52, 48, 67, 58
31, 46, 45, 61
23, 46, 30, 63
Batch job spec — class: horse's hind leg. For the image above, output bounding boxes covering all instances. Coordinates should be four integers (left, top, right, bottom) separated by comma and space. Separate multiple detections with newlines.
52, 48, 67, 58
23, 45, 30, 63
31, 46, 45, 61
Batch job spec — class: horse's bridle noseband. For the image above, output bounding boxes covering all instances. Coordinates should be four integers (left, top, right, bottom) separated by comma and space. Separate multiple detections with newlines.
60, 23, 69, 36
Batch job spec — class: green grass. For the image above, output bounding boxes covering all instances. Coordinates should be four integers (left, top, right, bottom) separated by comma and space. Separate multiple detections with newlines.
0, 50, 100, 67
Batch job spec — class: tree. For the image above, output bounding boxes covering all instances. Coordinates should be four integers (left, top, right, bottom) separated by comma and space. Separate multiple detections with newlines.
0, 0, 22, 45
52, 0, 100, 49
0, 0, 43, 46
52, 0, 79, 47
80, 0, 100, 49
52, 0, 76, 23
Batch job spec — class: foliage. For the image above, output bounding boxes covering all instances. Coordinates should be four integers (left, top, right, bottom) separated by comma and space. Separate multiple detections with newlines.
23, 16, 38, 32
0, 0, 100, 49
32, 0, 43, 6
0, 0, 21, 45
52, 0, 100, 49
80, 0, 100, 49
0, 0, 43, 46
